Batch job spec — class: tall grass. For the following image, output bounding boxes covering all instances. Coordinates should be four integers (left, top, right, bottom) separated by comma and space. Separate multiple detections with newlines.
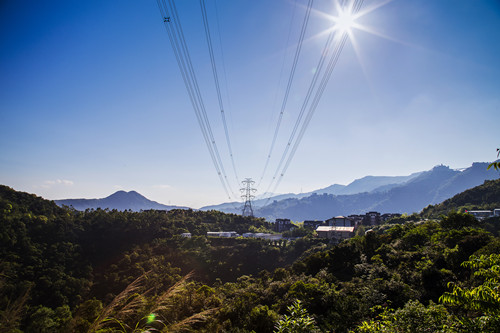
82, 271, 217, 333
0, 283, 31, 332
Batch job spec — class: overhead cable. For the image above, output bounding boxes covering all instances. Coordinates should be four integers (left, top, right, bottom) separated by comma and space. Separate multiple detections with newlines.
199, 0, 240, 187
156, 0, 235, 200
258, 0, 314, 188
265, 0, 364, 200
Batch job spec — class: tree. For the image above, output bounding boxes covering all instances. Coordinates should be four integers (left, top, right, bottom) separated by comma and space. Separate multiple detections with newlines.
439, 254, 500, 331
487, 148, 500, 171
354, 301, 458, 332
440, 254, 500, 315
274, 299, 320, 333
440, 211, 479, 229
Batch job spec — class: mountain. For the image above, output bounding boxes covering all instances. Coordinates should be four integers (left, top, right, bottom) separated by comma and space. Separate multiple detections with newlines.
254, 162, 499, 221
200, 172, 421, 213
310, 173, 422, 196
55, 190, 190, 211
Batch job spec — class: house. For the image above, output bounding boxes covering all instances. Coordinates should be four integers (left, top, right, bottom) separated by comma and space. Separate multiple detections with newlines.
325, 216, 353, 227
303, 220, 323, 229
467, 210, 500, 220
206, 231, 238, 237
363, 211, 381, 225
180, 232, 191, 238
347, 215, 363, 227
274, 218, 293, 232
316, 225, 355, 242
242, 233, 282, 240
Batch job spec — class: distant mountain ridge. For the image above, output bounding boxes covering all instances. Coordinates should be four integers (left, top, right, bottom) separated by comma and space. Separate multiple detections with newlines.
201, 172, 421, 213
53, 162, 499, 217
201, 162, 498, 221
55, 190, 189, 212
254, 162, 498, 221
311, 172, 422, 196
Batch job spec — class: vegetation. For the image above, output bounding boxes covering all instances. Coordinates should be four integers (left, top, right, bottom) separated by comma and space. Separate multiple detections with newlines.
421, 178, 500, 218
1, 184, 500, 332
487, 148, 500, 171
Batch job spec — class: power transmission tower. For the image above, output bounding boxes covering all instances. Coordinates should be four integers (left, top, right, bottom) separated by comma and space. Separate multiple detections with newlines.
241, 178, 256, 217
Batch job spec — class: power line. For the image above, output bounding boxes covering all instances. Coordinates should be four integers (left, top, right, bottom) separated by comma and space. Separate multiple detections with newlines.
157, 0, 364, 208
199, 0, 240, 187
258, 0, 314, 188
264, 0, 364, 200
156, 0, 235, 200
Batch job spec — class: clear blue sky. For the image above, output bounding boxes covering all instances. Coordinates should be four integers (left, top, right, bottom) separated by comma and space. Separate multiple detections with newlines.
1, 0, 499, 208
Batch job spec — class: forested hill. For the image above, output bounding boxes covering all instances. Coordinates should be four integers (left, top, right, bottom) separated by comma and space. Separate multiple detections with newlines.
2, 184, 500, 332
422, 178, 500, 217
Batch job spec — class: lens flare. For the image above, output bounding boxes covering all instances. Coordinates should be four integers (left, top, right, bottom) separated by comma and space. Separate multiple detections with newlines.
147, 313, 156, 323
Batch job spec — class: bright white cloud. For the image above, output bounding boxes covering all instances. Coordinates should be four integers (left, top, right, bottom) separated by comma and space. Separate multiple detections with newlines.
41, 179, 74, 188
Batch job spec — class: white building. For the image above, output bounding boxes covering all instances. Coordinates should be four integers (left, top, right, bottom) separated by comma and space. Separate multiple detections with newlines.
467, 210, 500, 220
206, 231, 238, 237
316, 225, 355, 241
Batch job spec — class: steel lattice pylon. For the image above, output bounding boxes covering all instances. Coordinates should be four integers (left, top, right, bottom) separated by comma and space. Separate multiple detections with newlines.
240, 178, 256, 217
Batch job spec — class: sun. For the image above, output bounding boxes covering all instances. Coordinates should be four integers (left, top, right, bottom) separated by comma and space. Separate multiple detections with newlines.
334, 6, 356, 34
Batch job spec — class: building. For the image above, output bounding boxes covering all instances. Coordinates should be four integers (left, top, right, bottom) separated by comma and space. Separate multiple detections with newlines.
363, 211, 381, 225
180, 232, 191, 238
206, 231, 238, 237
325, 216, 353, 227
303, 220, 323, 229
467, 210, 499, 220
242, 232, 282, 240
347, 215, 363, 227
316, 225, 355, 242
274, 218, 293, 232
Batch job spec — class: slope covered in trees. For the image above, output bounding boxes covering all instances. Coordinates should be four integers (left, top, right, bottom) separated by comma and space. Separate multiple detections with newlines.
422, 178, 500, 218
1, 184, 500, 332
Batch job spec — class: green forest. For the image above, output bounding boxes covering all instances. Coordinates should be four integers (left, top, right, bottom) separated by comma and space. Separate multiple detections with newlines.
1, 180, 500, 332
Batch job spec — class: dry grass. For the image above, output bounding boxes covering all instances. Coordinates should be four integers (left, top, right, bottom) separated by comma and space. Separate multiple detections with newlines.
87, 273, 149, 333
84, 270, 217, 333
0, 285, 30, 332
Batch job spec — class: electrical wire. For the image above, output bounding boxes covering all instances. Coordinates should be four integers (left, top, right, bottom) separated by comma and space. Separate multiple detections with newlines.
199, 0, 240, 188
156, 0, 235, 200
258, 0, 314, 188
264, 0, 364, 202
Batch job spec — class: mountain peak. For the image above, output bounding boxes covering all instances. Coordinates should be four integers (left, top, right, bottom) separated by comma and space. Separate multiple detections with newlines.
56, 190, 189, 212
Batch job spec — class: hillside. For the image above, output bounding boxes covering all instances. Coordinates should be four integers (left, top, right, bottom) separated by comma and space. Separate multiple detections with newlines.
2, 184, 500, 332
55, 190, 190, 211
422, 178, 500, 217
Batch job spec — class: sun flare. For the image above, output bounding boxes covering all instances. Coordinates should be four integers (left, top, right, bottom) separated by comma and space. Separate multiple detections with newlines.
334, 7, 356, 34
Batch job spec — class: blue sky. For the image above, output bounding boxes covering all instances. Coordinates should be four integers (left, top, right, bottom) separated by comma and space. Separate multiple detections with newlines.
1, 0, 499, 208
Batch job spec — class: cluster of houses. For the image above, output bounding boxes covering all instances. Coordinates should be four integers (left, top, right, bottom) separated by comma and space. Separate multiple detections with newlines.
182, 209, 500, 243
181, 211, 401, 243
275, 211, 401, 242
